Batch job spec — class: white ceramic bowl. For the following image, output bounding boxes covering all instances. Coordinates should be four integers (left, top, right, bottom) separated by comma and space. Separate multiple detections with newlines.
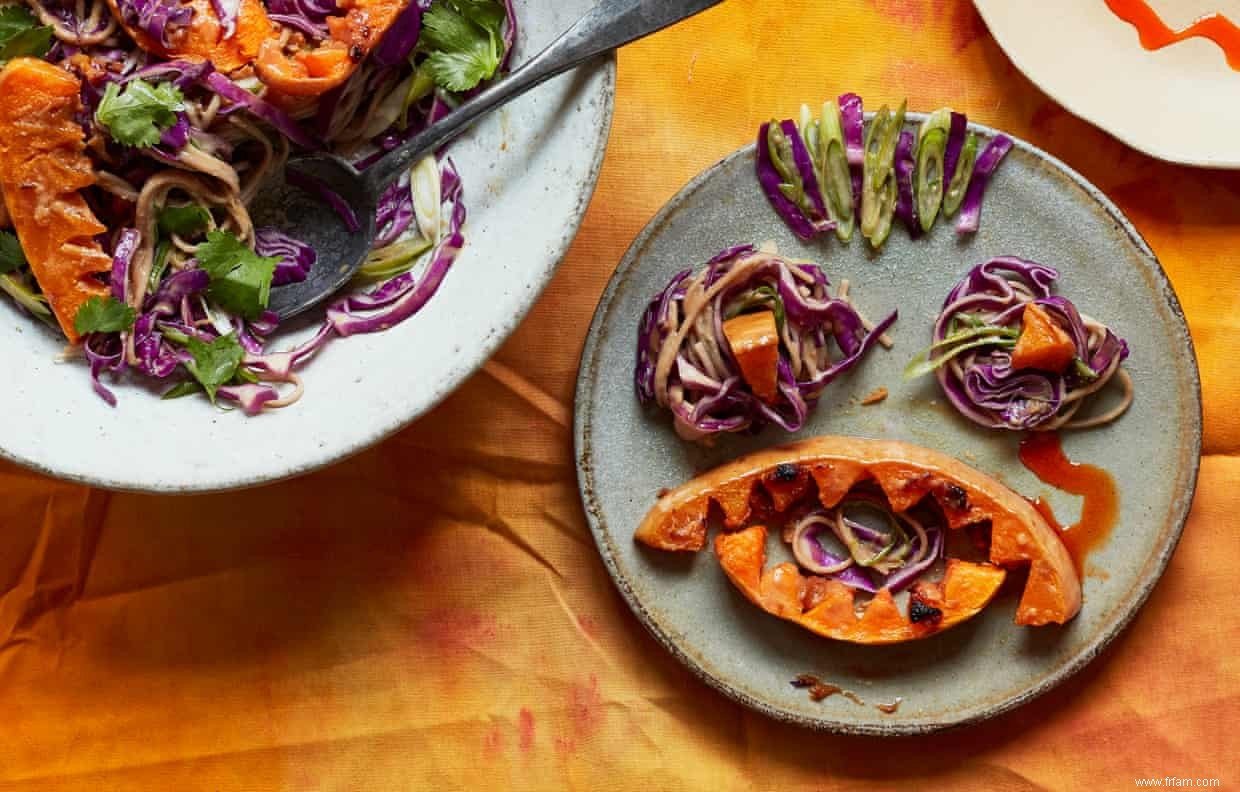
0, 3, 614, 493
975, 0, 1240, 168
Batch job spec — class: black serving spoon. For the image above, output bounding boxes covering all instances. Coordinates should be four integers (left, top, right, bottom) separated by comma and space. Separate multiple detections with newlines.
257, 0, 724, 319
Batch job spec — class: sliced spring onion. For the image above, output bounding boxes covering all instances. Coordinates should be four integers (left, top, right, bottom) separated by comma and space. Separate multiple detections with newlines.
354, 235, 433, 284
904, 333, 1017, 380
0, 272, 52, 321
915, 109, 952, 232
147, 239, 172, 294
767, 120, 817, 222
860, 100, 905, 248
943, 132, 978, 216
819, 100, 855, 241
723, 285, 786, 331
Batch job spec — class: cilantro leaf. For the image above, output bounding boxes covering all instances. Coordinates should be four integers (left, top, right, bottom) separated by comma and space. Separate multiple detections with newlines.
195, 230, 278, 320
74, 295, 136, 335
95, 79, 186, 148
421, 0, 505, 92
162, 380, 203, 400
0, 230, 26, 275
178, 333, 244, 403
158, 204, 212, 237
0, 6, 52, 66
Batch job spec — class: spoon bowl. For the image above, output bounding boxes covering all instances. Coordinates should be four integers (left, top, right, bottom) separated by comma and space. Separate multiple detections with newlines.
253, 155, 378, 319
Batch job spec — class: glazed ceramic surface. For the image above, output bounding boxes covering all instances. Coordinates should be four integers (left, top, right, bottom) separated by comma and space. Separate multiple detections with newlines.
0, 1, 615, 493
975, 0, 1240, 167
575, 119, 1201, 734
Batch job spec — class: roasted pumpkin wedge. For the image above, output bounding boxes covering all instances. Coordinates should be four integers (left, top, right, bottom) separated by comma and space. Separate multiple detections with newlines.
0, 59, 113, 343
104, 0, 274, 74
716, 525, 1006, 644
1011, 302, 1076, 373
256, 0, 411, 97
636, 436, 1082, 628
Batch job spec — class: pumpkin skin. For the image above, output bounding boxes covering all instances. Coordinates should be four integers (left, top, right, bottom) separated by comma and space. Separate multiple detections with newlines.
636, 436, 1082, 629
0, 59, 113, 343
715, 525, 1006, 645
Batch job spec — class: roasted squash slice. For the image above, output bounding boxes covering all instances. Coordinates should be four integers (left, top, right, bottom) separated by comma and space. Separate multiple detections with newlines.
721, 310, 780, 403
0, 59, 113, 342
1011, 302, 1076, 373
104, 0, 274, 74
256, 0, 411, 97
716, 525, 1006, 644
636, 436, 1082, 628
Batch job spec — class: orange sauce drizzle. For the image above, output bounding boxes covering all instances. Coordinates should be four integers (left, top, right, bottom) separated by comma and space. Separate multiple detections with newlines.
1105, 0, 1240, 70
1018, 432, 1119, 574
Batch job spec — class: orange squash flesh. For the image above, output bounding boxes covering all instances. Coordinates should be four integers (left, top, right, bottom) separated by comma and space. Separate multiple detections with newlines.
716, 525, 1006, 644
104, 0, 273, 74
256, 0, 411, 97
1011, 302, 1077, 373
721, 310, 780, 404
0, 60, 113, 343
636, 437, 1082, 627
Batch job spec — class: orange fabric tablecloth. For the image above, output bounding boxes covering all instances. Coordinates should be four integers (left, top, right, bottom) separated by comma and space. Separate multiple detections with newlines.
3, 1, 1238, 788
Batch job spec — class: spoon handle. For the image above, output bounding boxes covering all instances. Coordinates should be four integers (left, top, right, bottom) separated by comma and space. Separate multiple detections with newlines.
362, 0, 724, 193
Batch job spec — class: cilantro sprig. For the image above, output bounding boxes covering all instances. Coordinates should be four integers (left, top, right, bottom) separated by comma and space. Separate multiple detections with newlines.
0, 6, 52, 67
95, 79, 186, 148
74, 295, 136, 336
162, 329, 245, 403
421, 0, 508, 92
158, 204, 212, 237
195, 230, 278, 320
0, 229, 26, 275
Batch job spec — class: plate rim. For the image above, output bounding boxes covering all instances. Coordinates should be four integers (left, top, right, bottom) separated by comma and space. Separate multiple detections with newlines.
573, 119, 1203, 735
973, 0, 1240, 170
0, 57, 616, 495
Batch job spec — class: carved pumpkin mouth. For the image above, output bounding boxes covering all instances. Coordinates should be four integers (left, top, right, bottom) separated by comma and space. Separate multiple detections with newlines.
636, 436, 1082, 644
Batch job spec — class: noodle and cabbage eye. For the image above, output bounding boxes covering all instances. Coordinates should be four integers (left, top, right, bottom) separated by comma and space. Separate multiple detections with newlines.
905, 257, 1132, 432
0, 0, 516, 413
635, 245, 897, 442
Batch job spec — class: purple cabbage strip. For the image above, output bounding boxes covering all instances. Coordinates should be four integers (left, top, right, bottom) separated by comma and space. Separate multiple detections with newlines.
373, 0, 431, 66
375, 178, 415, 247
326, 158, 464, 336
796, 522, 878, 594
499, 0, 518, 72
255, 227, 317, 286
956, 134, 1013, 234
115, 0, 193, 48
285, 169, 361, 232
208, 0, 240, 38
145, 268, 210, 317
881, 528, 944, 593
110, 228, 139, 303
217, 383, 282, 415
123, 59, 214, 89
839, 92, 864, 211
84, 333, 125, 407
942, 111, 968, 188
202, 71, 322, 151
158, 113, 190, 152
756, 122, 818, 240
894, 129, 920, 237
781, 119, 833, 234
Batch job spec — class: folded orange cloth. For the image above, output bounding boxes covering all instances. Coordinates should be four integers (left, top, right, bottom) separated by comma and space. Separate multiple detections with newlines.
1, 1, 1236, 788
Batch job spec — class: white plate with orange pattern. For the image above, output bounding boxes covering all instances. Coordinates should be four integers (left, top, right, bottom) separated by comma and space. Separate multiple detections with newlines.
974, 0, 1240, 168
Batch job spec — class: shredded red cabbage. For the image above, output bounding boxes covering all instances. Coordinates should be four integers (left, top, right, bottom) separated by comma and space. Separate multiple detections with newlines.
255, 228, 317, 286
916, 257, 1131, 431
893, 129, 920, 237
285, 169, 361, 232
115, 0, 193, 48
636, 247, 896, 441
201, 71, 322, 151
956, 134, 1013, 234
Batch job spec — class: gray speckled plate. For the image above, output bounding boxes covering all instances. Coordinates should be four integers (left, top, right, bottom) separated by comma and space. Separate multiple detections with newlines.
574, 117, 1201, 735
